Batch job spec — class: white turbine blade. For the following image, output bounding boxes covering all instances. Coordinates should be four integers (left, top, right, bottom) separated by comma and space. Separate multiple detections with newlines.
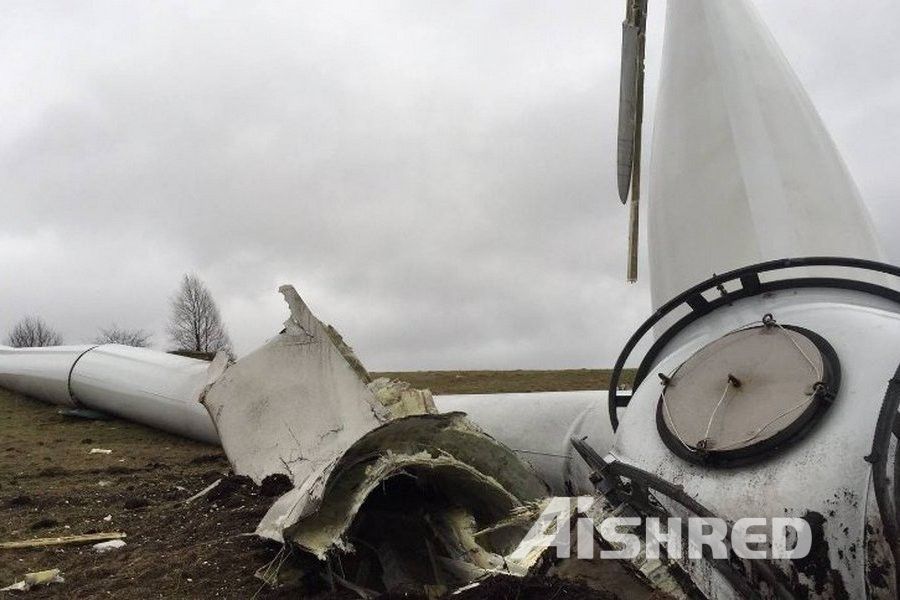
648, 0, 884, 309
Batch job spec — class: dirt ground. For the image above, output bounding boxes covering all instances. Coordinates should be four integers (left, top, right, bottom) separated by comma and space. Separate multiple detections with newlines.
0, 375, 644, 599
0, 387, 296, 598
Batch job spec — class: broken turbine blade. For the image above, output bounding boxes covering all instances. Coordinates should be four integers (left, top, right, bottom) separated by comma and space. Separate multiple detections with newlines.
200, 285, 551, 593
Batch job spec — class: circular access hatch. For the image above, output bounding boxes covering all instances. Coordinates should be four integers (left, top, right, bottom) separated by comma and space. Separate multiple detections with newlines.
656, 319, 840, 466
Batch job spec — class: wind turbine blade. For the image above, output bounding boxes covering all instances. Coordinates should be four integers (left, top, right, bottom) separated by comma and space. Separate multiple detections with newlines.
647, 0, 884, 311
617, 22, 640, 204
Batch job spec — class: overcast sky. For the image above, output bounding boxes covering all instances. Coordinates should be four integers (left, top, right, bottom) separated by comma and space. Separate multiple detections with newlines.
2, 1, 898, 369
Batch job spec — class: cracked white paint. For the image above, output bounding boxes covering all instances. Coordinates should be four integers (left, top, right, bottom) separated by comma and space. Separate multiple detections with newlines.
201, 285, 390, 485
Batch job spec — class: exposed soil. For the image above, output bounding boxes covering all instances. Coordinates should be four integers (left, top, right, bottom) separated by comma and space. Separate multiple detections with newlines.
453, 575, 617, 600
0, 388, 296, 598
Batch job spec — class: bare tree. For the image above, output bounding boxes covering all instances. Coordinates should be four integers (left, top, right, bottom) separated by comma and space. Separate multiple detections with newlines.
6, 316, 63, 347
168, 274, 233, 357
95, 324, 152, 347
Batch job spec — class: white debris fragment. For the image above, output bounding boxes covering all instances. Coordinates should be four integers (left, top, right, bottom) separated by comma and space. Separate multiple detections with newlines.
201, 285, 390, 486
92, 539, 126, 553
89, 448, 112, 455
183, 478, 223, 504
1, 569, 64, 591
103, 515, 112, 522
0, 581, 26, 592
368, 378, 437, 418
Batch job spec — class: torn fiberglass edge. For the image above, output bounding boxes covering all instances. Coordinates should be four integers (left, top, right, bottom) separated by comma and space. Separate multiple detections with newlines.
200, 284, 390, 487
200, 284, 554, 593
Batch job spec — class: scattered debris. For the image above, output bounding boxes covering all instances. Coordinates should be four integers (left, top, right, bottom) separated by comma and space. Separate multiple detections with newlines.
452, 581, 481, 595
92, 539, 127, 553
183, 478, 223, 504
252, 551, 308, 590
0, 532, 126, 550
0, 340, 661, 597
1, 569, 65, 592
204, 474, 255, 506
368, 377, 437, 419
89, 448, 112, 455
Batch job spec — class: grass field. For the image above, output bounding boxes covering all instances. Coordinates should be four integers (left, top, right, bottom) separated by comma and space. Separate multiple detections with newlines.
371, 369, 634, 394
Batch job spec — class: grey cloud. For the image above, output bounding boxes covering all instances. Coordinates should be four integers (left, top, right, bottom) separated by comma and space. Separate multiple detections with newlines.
1, 1, 897, 369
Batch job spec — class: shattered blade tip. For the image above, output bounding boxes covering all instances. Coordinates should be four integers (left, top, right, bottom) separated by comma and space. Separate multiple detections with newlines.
277, 285, 313, 325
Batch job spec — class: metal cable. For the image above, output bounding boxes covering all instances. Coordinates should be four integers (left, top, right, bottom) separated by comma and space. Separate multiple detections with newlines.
660, 380, 695, 453
662, 316, 823, 453
714, 318, 822, 451
775, 322, 823, 381
701, 381, 734, 447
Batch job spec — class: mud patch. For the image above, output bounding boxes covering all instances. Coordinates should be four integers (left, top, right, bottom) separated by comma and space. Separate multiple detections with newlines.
260, 473, 292, 498
4, 494, 32, 508
123, 497, 150, 510
29, 517, 59, 530
37, 466, 70, 477
794, 511, 849, 599
205, 474, 256, 505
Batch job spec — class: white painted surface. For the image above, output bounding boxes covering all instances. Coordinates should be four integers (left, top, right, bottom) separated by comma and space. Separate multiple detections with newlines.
202, 286, 390, 488
0, 345, 95, 408
435, 391, 614, 494
648, 0, 883, 310
0, 343, 219, 443
613, 287, 900, 598
71, 344, 219, 444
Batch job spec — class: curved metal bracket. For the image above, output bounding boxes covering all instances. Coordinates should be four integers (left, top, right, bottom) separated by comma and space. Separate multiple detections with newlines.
608, 257, 900, 431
